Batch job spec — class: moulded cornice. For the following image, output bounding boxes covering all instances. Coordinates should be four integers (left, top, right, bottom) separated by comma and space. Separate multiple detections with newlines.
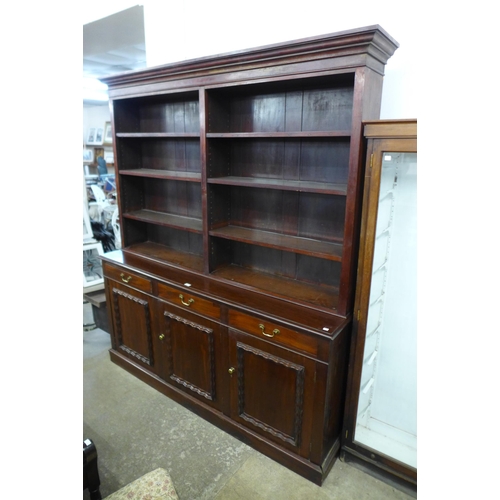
101, 25, 398, 90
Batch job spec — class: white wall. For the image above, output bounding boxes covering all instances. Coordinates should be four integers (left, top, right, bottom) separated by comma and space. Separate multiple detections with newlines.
143, 1, 417, 119
84, 1, 418, 119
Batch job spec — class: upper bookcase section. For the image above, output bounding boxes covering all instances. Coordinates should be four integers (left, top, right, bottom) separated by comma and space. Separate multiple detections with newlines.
101, 25, 399, 98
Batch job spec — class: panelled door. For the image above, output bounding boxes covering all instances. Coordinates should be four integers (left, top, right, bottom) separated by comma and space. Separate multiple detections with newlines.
227, 328, 317, 458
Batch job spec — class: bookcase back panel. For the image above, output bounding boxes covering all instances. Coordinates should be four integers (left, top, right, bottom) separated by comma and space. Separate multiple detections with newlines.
147, 225, 203, 256
230, 242, 340, 286
117, 138, 201, 172
226, 187, 345, 242
143, 179, 202, 219
208, 138, 350, 185
207, 77, 354, 133
114, 93, 200, 133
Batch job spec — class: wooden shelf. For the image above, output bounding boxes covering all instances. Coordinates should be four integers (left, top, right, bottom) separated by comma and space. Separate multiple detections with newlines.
207, 176, 347, 195
124, 241, 204, 272
210, 225, 343, 261
206, 131, 351, 138
120, 169, 201, 182
123, 209, 203, 233
116, 132, 200, 138
211, 263, 339, 310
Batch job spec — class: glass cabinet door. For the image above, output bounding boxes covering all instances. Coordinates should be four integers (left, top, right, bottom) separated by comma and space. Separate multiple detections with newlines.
354, 150, 417, 468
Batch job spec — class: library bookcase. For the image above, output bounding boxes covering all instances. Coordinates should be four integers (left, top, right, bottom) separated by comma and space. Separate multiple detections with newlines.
100, 25, 398, 485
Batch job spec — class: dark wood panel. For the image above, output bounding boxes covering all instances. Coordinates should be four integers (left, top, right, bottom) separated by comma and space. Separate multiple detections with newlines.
141, 138, 200, 172
224, 187, 345, 243
113, 93, 200, 133
159, 308, 216, 399
208, 138, 350, 185
108, 282, 155, 370
141, 179, 201, 218
207, 78, 355, 134
228, 330, 317, 457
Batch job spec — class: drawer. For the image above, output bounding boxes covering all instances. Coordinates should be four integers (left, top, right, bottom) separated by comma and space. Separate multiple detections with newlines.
103, 263, 153, 294
228, 309, 319, 358
157, 283, 220, 320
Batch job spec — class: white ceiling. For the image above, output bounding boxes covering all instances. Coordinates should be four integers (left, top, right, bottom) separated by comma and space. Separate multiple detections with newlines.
83, 4, 146, 104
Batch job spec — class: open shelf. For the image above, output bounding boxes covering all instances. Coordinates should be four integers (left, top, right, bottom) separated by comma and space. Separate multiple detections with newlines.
123, 209, 203, 233
117, 137, 201, 175
209, 225, 343, 261
208, 137, 351, 188
113, 92, 200, 134
209, 184, 346, 244
206, 131, 350, 138
121, 169, 201, 182
117, 132, 200, 138
124, 241, 204, 273
211, 263, 339, 310
207, 176, 347, 195
207, 76, 355, 134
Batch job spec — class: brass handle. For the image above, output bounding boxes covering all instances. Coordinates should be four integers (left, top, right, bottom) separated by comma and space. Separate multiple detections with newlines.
228, 367, 235, 375
159, 334, 165, 341
179, 294, 194, 307
120, 273, 132, 283
259, 324, 280, 338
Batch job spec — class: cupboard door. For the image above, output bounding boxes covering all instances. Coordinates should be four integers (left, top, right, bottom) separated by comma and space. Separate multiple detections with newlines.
228, 329, 316, 458
107, 280, 157, 373
155, 301, 224, 412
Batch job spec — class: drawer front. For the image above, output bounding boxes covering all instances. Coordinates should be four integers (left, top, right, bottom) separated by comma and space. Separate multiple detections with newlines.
103, 263, 153, 294
228, 310, 318, 357
157, 283, 220, 320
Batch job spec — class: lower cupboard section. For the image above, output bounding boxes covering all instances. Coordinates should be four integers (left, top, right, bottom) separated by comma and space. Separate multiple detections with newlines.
105, 278, 351, 485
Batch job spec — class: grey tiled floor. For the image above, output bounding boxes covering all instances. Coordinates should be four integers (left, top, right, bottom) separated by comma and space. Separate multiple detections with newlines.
83, 302, 415, 499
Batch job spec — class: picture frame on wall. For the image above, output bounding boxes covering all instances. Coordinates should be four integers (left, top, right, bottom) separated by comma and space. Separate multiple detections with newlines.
87, 127, 96, 144
104, 121, 113, 145
87, 126, 104, 145
104, 151, 114, 164
83, 242, 104, 287
94, 147, 104, 162
83, 148, 94, 163
95, 127, 104, 144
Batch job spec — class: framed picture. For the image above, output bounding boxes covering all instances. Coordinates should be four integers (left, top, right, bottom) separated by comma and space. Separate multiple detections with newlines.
87, 127, 96, 144
83, 242, 104, 287
87, 126, 104, 145
83, 148, 94, 163
95, 127, 104, 145
94, 147, 104, 162
104, 121, 113, 145
104, 151, 114, 164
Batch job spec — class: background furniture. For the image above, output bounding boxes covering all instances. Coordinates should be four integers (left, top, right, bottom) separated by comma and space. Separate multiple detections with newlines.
100, 25, 398, 485
83, 438, 102, 500
341, 119, 417, 491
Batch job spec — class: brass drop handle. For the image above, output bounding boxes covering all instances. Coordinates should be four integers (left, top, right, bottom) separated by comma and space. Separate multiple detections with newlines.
179, 294, 194, 307
120, 273, 132, 283
259, 323, 280, 338
159, 334, 165, 341
228, 367, 235, 376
